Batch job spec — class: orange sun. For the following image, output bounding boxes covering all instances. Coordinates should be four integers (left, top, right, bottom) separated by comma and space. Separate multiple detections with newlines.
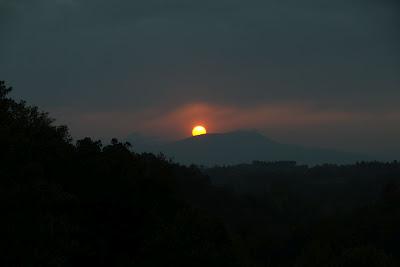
192, 125, 207, 136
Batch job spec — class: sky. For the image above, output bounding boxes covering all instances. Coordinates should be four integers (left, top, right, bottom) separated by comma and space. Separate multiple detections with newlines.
1, 0, 399, 158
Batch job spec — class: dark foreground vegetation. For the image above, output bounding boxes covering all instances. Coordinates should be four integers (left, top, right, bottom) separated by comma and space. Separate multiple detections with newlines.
1, 80, 400, 266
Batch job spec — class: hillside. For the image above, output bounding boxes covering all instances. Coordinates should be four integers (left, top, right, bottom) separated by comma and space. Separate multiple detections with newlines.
127, 131, 367, 166
2, 81, 400, 267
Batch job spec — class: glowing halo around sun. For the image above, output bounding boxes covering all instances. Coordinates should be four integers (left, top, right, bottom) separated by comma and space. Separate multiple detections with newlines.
192, 125, 207, 136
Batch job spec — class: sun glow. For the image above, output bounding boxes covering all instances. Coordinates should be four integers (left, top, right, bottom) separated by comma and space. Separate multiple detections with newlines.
192, 125, 207, 136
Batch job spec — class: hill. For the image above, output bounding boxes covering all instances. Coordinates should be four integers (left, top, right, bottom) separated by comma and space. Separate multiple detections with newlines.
3, 81, 400, 267
127, 131, 367, 165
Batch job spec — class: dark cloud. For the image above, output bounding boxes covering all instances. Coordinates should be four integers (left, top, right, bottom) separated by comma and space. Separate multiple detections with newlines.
1, 0, 399, 155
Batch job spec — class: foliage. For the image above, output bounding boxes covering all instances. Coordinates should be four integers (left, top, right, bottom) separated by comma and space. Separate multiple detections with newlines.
1, 81, 399, 266
0, 81, 238, 266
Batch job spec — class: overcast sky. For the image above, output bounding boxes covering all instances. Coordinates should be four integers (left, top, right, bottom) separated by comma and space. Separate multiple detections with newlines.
1, 0, 399, 157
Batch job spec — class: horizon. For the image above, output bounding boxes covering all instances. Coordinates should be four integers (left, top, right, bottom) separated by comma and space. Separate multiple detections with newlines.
1, 0, 399, 159
2, 1, 400, 264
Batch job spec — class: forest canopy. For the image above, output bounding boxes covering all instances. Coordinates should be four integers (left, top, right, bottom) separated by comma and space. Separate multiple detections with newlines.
1, 81, 399, 267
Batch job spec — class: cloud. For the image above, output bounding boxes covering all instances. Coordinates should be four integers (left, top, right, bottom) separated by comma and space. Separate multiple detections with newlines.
51, 102, 400, 156
1, 0, 399, 155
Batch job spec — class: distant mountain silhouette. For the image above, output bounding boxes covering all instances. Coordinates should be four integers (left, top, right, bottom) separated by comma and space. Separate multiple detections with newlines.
125, 132, 164, 152
127, 131, 368, 166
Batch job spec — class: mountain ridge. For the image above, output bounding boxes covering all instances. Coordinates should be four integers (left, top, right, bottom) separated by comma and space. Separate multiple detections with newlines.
126, 130, 369, 166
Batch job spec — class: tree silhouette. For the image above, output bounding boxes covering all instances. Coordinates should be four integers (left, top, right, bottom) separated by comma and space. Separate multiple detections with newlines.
1, 80, 400, 267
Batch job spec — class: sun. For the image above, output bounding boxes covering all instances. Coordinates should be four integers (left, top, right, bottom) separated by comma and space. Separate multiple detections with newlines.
192, 125, 207, 136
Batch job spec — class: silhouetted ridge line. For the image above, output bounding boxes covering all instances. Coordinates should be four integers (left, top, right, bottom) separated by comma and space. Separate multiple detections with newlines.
127, 130, 369, 166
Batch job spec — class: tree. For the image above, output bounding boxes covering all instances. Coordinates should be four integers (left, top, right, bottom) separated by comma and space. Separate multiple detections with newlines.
0, 80, 12, 99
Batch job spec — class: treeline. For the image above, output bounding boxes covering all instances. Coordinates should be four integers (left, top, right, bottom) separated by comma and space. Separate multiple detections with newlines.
1, 81, 400, 266
205, 161, 400, 266
207, 160, 400, 214
0, 81, 238, 266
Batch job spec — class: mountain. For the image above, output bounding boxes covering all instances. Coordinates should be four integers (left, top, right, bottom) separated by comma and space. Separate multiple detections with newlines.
127, 131, 368, 166
125, 132, 164, 152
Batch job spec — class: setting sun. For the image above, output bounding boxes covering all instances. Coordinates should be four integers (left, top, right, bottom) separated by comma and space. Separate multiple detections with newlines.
192, 125, 207, 136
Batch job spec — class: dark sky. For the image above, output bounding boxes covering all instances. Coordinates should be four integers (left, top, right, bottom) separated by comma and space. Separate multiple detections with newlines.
1, 0, 399, 157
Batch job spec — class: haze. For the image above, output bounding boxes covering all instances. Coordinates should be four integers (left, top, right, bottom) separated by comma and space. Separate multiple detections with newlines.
1, 0, 399, 159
